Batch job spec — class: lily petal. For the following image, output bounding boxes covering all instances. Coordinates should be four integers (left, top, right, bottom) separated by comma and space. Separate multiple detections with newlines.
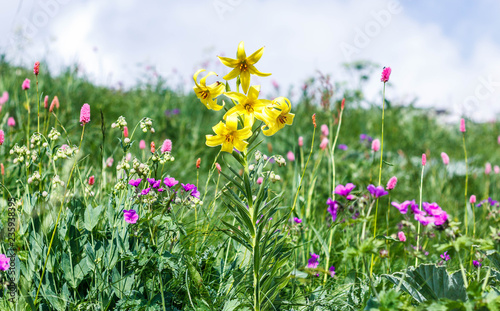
240, 70, 251, 94
248, 65, 271, 77
236, 41, 246, 60
223, 67, 241, 81
247, 47, 265, 64
218, 56, 239, 68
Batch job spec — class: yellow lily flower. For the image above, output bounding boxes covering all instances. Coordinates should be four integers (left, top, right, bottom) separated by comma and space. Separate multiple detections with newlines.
193, 69, 225, 111
256, 97, 295, 136
218, 41, 271, 94
223, 85, 272, 125
206, 114, 253, 153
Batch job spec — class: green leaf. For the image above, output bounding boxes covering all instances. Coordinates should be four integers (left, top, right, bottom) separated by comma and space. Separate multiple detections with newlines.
383, 264, 467, 303
84, 204, 102, 232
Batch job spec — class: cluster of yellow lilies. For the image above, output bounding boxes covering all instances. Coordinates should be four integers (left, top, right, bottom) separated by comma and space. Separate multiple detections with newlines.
193, 42, 294, 153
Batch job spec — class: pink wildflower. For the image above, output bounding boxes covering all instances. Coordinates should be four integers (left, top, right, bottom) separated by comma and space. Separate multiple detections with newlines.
495, 165, 500, 174
470, 195, 476, 204
216, 163, 222, 174
257, 177, 263, 184
151, 142, 156, 153
381, 67, 391, 82
320, 137, 329, 150
386, 176, 397, 190
0, 130, 4, 145
7, 117, 15, 127
298, 136, 303, 147
398, 231, 406, 242
106, 157, 114, 167
49, 96, 59, 112
33, 61, 40, 75
0, 91, 9, 105
460, 118, 465, 133
161, 139, 172, 153
422, 154, 426, 166
287, 151, 295, 162
485, 162, 492, 175
139, 140, 146, 149
80, 103, 90, 125
321, 124, 329, 136
44, 95, 49, 109
0, 254, 10, 271
441, 152, 449, 165
88, 176, 95, 186
22, 78, 30, 90
123, 126, 129, 138
371, 139, 380, 152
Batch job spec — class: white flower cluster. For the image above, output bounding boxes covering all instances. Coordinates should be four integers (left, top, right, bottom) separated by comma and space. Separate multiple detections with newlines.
275, 155, 286, 167
111, 116, 127, 129
270, 171, 281, 182
28, 171, 41, 185
114, 181, 126, 191
140, 192, 157, 204
152, 152, 174, 164
140, 118, 155, 133
54, 145, 78, 161
116, 157, 131, 171
48, 128, 61, 140
10, 144, 34, 165
53, 175, 65, 187
131, 158, 150, 178
30, 133, 47, 149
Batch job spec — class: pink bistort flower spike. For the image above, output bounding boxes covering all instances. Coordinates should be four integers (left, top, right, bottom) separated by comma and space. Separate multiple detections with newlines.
371, 139, 380, 152
139, 140, 146, 150
321, 124, 329, 136
0, 130, 4, 145
49, 96, 59, 112
441, 152, 449, 165
320, 137, 329, 150
470, 195, 476, 204
460, 118, 466, 133
7, 117, 15, 127
422, 154, 426, 166
256, 177, 263, 184
298, 136, 303, 147
495, 165, 500, 174
381, 67, 391, 82
287, 151, 295, 162
88, 175, 95, 186
33, 61, 40, 76
22, 78, 30, 90
44, 95, 49, 109
80, 103, 90, 125
386, 176, 397, 190
161, 139, 172, 153
123, 126, 129, 138
0, 91, 9, 105
485, 162, 492, 175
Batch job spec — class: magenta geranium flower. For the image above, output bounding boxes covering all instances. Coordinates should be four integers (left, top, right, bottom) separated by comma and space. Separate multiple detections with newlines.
367, 184, 388, 198
0, 254, 10, 271
294, 217, 302, 224
334, 183, 355, 197
327, 198, 339, 222
391, 200, 415, 214
182, 183, 196, 192
307, 253, 319, 269
123, 209, 139, 224
141, 187, 151, 195
164, 177, 179, 187
329, 266, 336, 277
129, 178, 142, 187
440, 251, 450, 261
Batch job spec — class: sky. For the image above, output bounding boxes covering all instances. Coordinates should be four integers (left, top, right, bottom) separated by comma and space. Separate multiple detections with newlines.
1, 0, 500, 121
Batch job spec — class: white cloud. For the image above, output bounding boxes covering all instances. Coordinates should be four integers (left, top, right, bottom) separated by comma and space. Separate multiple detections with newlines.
2, 0, 500, 120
